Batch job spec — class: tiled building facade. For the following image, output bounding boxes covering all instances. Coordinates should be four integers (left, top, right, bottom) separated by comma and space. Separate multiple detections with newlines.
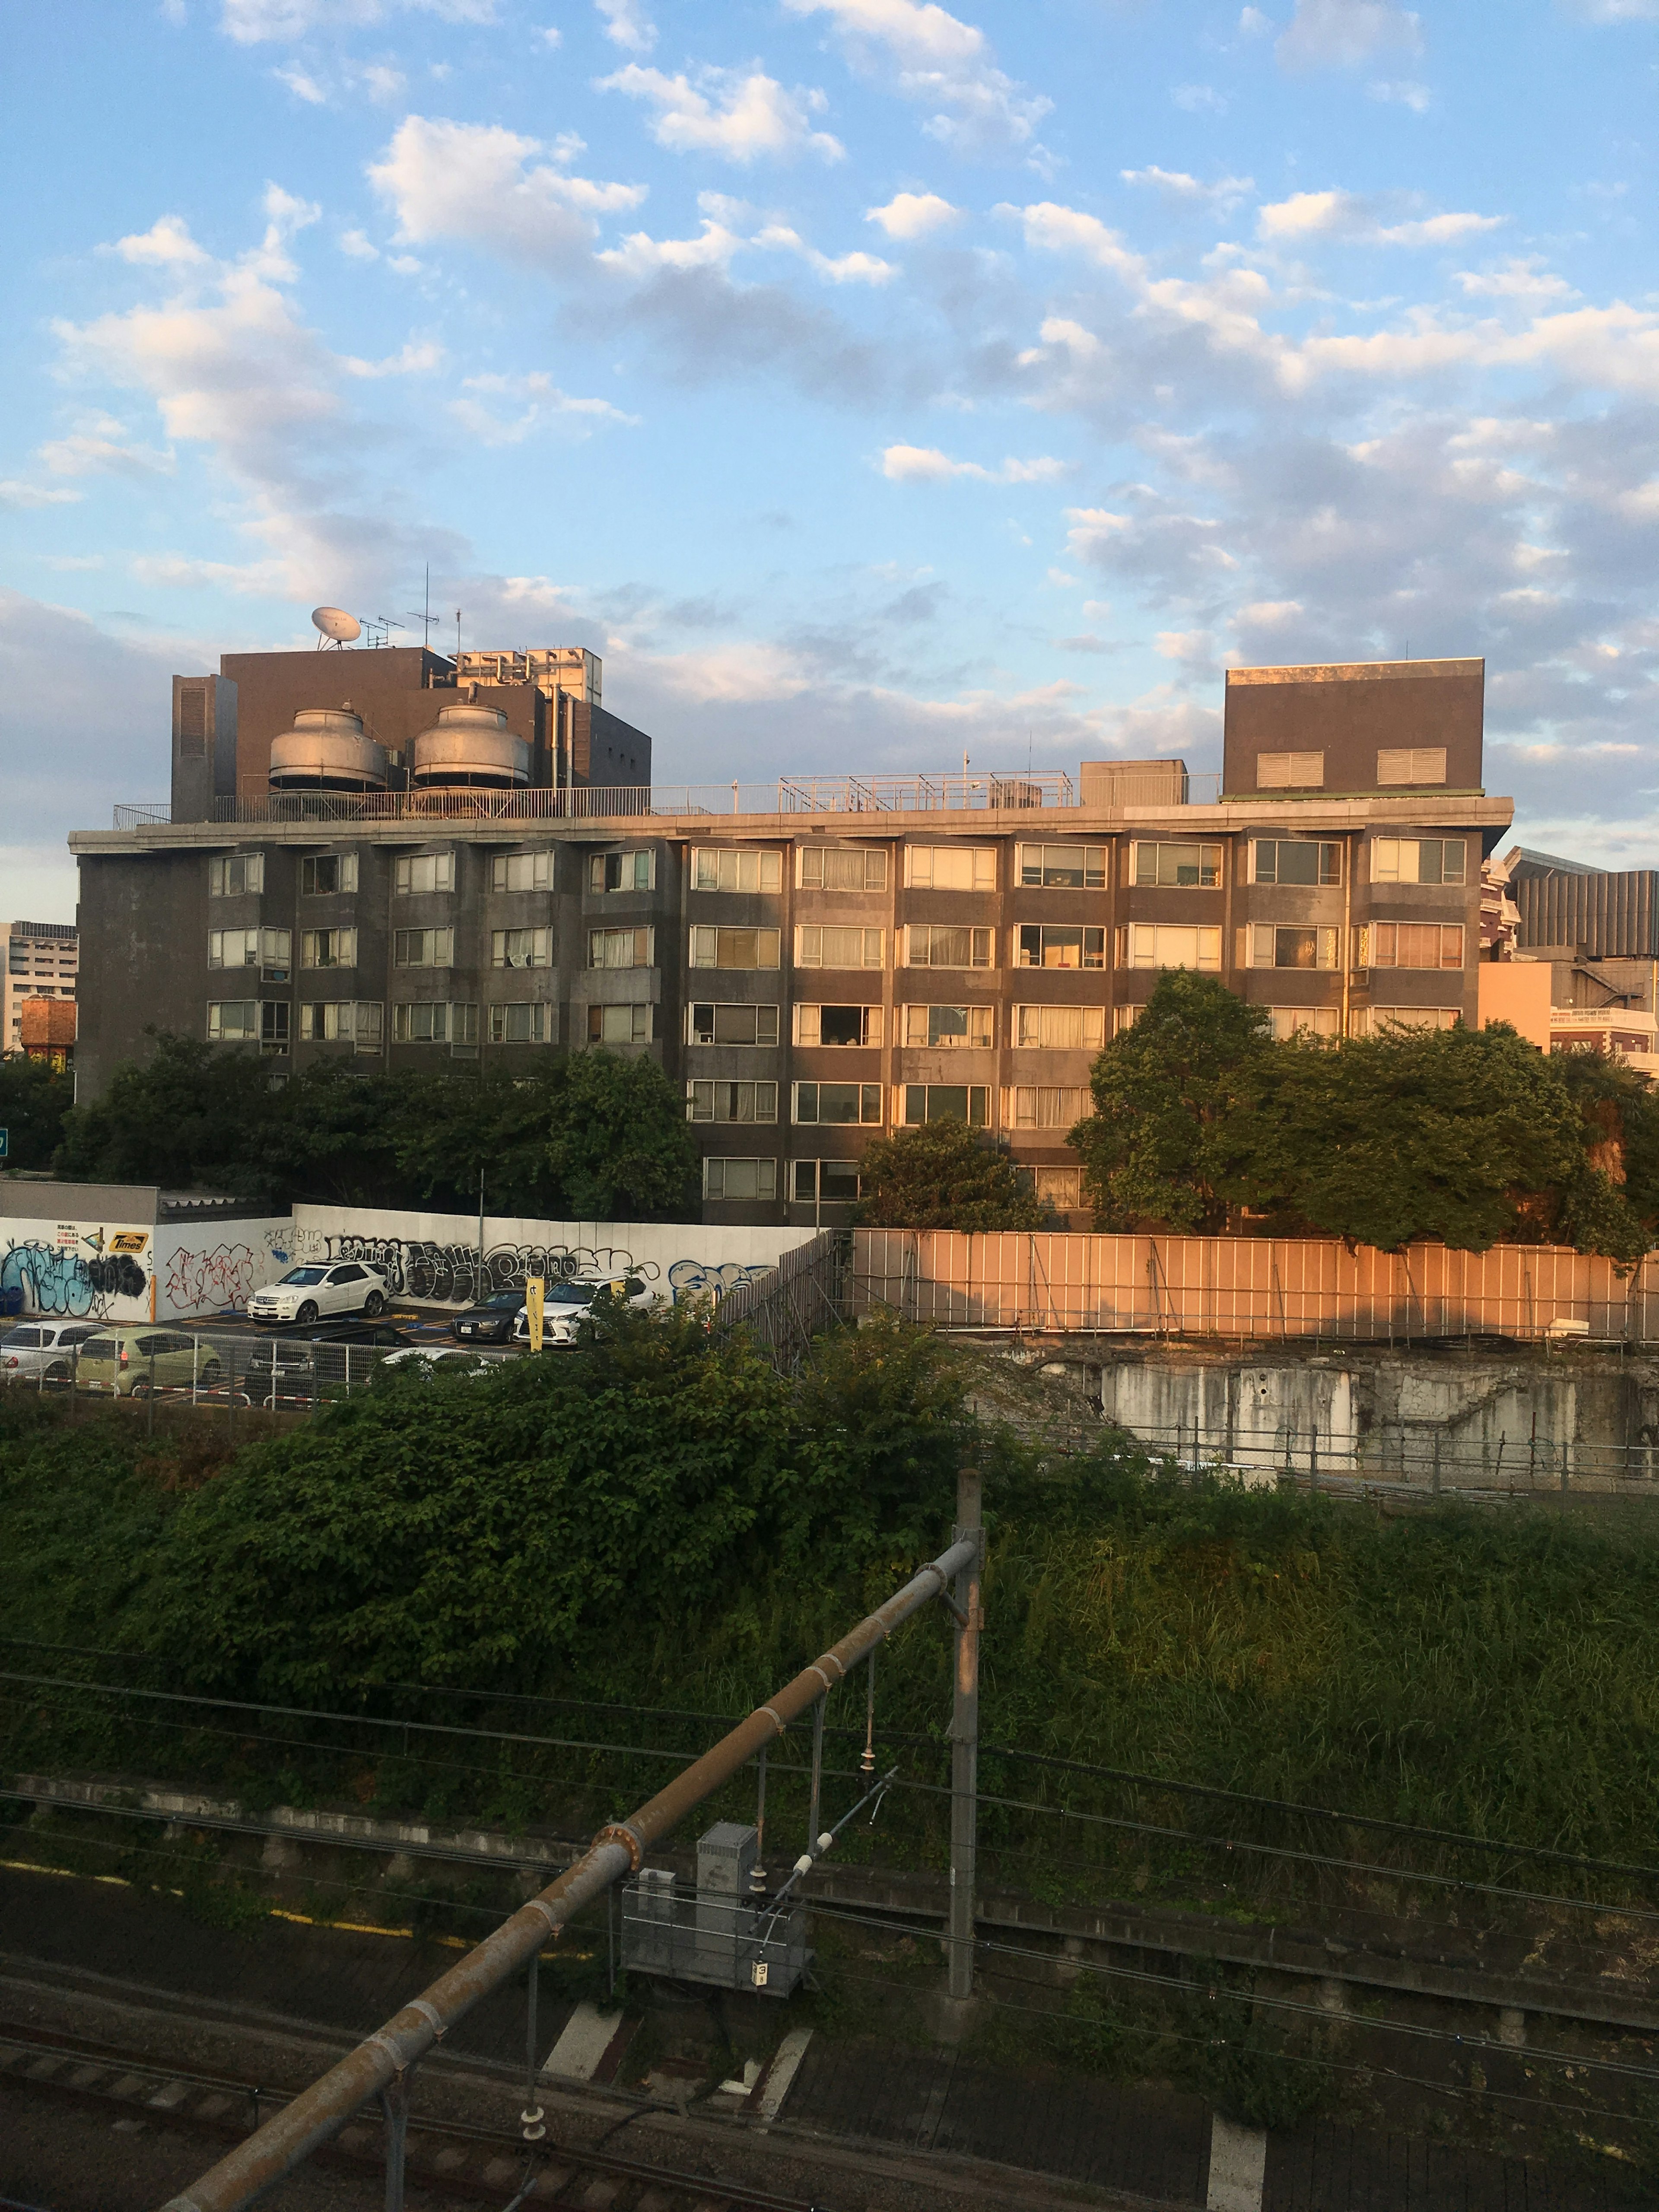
70, 652, 1513, 1225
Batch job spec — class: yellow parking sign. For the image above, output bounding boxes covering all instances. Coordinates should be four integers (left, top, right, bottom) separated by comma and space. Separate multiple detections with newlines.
525, 1276, 545, 1353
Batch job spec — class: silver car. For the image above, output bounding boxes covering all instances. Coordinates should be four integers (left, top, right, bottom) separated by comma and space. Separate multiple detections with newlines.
0, 1320, 103, 1386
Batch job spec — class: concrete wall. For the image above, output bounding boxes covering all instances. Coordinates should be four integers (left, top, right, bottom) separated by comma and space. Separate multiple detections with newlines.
287, 1204, 817, 1305
0, 1211, 292, 1322
1478, 960, 1552, 1049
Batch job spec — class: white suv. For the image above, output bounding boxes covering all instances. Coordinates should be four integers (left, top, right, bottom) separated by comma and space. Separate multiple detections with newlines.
249, 1262, 389, 1327
510, 1275, 656, 1348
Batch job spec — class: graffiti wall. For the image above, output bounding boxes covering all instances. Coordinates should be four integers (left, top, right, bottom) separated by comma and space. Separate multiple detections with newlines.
289, 1205, 817, 1309
0, 1214, 292, 1324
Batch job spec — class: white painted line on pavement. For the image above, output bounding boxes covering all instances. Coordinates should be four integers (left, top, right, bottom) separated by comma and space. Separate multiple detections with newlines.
1207, 2113, 1267, 2212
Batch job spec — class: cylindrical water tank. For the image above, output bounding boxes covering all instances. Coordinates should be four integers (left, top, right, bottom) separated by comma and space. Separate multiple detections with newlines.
268, 706, 389, 792
410, 701, 529, 790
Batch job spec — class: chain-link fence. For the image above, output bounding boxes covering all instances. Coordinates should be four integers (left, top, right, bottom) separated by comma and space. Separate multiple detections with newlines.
1122, 1414, 1659, 1497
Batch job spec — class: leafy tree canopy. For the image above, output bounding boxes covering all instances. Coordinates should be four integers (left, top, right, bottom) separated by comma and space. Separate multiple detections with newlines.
0, 1056, 75, 1173
856, 1116, 1048, 1230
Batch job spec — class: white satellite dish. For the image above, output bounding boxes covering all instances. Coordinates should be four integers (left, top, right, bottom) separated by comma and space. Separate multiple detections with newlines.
312, 605, 362, 646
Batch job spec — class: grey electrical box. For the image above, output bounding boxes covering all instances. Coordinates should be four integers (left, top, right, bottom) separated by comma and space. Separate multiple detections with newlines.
621, 1822, 808, 1998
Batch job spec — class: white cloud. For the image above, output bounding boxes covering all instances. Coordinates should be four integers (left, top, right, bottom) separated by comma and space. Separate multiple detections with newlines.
866, 190, 960, 239
1277, 0, 1421, 67
450, 369, 640, 443
368, 116, 646, 272
1368, 77, 1430, 109
113, 215, 210, 268
38, 419, 174, 476
1239, 6, 1273, 31
1173, 83, 1228, 112
359, 62, 407, 101
594, 0, 655, 52
340, 337, 444, 376
0, 482, 82, 509
538, 23, 560, 47
1561, 1, 1659, 17
1121, 166, 1254, 210
596, 217, 744, 279
274, 63, 327, 102
219, 0, 496, 40
598, 65, 844, 164
1257, 189, 1503, 246
782, 0, 1051, 158
1455, 257, 1576, 303
1155, 629, 1214, 662
881, 442, 1066, 483
338, 229, 380, 260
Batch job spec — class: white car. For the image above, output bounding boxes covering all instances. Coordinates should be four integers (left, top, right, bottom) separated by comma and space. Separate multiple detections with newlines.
0, 1320, 104, 1385
378, 1347, 496, 1378
248, 1261, 390, 1327
510, 1274, 657, 1348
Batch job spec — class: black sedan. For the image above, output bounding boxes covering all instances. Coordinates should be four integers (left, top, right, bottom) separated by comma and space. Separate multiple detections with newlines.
242, 1319, 416, 1406
449, 1290, 525, 1345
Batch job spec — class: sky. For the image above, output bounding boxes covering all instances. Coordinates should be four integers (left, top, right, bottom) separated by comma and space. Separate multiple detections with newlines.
4, 0, 1659, 925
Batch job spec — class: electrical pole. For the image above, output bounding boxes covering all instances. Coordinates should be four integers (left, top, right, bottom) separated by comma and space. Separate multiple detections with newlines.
948, 1464, 982, 2002
476, 1167, 485, 1304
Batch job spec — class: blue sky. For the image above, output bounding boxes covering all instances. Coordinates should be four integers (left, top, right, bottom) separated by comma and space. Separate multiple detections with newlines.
4, 0, 1659, 922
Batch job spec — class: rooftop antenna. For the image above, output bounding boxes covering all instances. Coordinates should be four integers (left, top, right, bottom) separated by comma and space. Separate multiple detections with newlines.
455, 608, 463, 661
407, 565, 442, 648
311, 606, 361, 651
362, 615, 405, 650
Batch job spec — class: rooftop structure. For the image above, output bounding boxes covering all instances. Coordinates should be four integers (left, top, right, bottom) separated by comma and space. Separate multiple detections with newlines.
4, 920, 77, 1059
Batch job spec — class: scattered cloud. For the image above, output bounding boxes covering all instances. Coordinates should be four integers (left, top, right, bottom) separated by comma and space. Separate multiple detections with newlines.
755, 224, 897, 283
38, 418, 175, 476
1276, 0, 1422, 69
782, 0, 1052, 159
1369, 77, 1430, 109
113, 215, 211, 268
1238, 6, 1273, 31
339, 337, 445, 377
0, 482, 83, 509
1257, 189, 1503, 246
1172, 83, 1228, 112
1122, 166, 1254, 210
1455, 257, 1577, 303
865, 190, 960, 239
368, 116, 646, 273
598, 65, 844, 165
219, 0, 497, 40
594, 0, 655, 52
337, 229, 380, 261
449, 369, 640, 443
273, 63, 326, 102
881, 442, 1067, 483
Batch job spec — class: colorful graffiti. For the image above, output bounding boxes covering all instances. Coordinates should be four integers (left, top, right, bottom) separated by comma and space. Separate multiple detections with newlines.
666, 1259, 772, 1302
164, 1242, 264, 1318
278, 1226, 772, 1308
0, 1239, 147, 1319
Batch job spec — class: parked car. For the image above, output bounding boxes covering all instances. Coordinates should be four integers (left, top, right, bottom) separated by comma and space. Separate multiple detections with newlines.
0, 1320, 104, 1386
248, 1262, 389, 1327
76, 1329, 223, 1398
510, 1275, 656, 1349
242, 1319, 415, 1406
449, 1289, 526, 1345
378, 1347, 496, 1377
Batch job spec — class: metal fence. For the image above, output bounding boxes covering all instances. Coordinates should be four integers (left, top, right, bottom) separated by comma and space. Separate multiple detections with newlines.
710, 1230, 849, 1373
855, 1230, 1659, 1344
1118, 1416, 1659, 1495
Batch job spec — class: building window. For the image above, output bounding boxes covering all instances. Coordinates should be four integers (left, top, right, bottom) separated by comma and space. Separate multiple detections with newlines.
1252, 839, 1341, 887
1370, 837, 1466, 885
690, 1002, 780, 1046
493, 851, 554, 893
1266, 1006, 1341, 1041
793, 1081, 882, 1125
905, 845, 996, 891
704, 1156, 779, 1201
588, 850, 654, 893
1005, 1085, 1091, 1129
301, 1001, 382, 1047
1363, 922, 1465, 970
394, 928, 455, 968
1244, 925, 1341, 969
589, 925, 655, 969
693, 848, 782, 893
301, 928, 356, 969
688, 1080, 779, 1123
392, 1001, 479, 1043
799, 845, 887, 890
491, 927, 551, 969
489, 1002, 553, 1043
1132, 842, 1222, 889
208, 853, 264, 896
1255, 751, 1324, 790
207, 1001, 288, 1051
1118, 925, 1220, 972
1113, 1004, 1141, 1035
1016, 925, 1105, 970
300, 853, 359, 896
1014, 1004, 1106, 1050
796, 925, 884, 969
1016, 1165, 1084, 1211
1353, 1005, 1462, 1033
793, 1159, 863, 1205
590, 1004, 654, 1043
1017, 844, 1106, 889
796, 1004, 881, 1046
690, 925, 781, 969
899, 1084, 988, 1127
209, 927, 290, 972
1376, 747, 1447, 787
901, 1004, 994, 1049
906, 925, 992, 969
394, 852, 455, 895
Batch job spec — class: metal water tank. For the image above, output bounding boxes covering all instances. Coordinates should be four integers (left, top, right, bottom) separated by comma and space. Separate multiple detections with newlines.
267, 706, 389, 792
410, 700, 529, 790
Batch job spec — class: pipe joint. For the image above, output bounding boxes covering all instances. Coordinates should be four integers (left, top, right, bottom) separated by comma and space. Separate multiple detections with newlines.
595, 1821, 645, 1874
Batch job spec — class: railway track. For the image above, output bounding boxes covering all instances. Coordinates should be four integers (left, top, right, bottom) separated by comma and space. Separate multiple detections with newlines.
0, 2023, 823, 2211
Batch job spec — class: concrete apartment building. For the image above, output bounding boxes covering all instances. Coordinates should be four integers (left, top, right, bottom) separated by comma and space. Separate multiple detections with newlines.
4, 922, 78, 1058
68, 648, 1512, 1225
1481, 847, 1659, 1074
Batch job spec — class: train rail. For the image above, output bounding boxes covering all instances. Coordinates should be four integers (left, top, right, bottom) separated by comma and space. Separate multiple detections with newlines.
0, 2022, 823, 2211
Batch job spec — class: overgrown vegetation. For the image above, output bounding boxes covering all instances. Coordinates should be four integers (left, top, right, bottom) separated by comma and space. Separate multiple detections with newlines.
49, 1030, 699, 1216
1070, 972, 1659, 1256
0, 1055, 73, 1171
856, 1116, 1050, 1230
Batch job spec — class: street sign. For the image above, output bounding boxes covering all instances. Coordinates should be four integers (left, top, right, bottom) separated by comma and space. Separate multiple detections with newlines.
525, 1276, 545, 1354
0, 1128, 8, 1159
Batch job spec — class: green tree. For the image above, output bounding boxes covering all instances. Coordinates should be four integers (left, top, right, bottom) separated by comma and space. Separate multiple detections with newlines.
544, 1048, 699, 1220
856, 1116, 1048, 1230
54, 1031, 284, 1200
0, 1056, 75, 1172
1241, 1021, 1594, 1252
1070, 973, 1272, 1231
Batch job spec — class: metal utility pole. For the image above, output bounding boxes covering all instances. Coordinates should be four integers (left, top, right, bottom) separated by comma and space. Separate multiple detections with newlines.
949, 1465, 983, 2002
476, 1168, 486, 1303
